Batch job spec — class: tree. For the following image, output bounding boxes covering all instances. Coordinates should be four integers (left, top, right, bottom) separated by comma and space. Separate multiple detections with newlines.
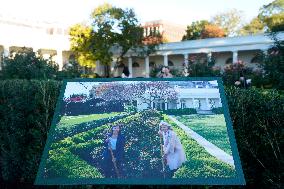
70, 3, 160, 77
200, 24, 226, 38
241, 17, 265, 35
264, 12, 284, 32
182, 20, 209, 40
90, 81, 178, 108
182, 21, 226, 40
211, 9, 244, 37
259, 0, 284, 32
259, 0, 284, 19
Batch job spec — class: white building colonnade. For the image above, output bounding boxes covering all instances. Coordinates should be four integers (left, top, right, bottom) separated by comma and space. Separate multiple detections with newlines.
103, 32, 284, 78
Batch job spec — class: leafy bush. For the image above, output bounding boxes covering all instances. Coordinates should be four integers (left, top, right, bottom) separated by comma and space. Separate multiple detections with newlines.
1, 48, 58, 80
163, 108, 197, 115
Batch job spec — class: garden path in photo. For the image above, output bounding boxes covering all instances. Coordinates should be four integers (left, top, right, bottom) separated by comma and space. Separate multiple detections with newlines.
167, 115, 235, 167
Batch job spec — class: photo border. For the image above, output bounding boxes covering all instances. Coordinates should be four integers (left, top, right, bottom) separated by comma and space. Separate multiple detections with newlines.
35, 77, 246, 185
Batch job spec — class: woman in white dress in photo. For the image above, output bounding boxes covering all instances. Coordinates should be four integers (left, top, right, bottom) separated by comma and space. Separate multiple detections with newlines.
158, 121, 187, 178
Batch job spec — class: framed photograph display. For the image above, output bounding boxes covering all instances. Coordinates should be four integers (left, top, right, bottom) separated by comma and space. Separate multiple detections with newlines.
35, 77, 245, 185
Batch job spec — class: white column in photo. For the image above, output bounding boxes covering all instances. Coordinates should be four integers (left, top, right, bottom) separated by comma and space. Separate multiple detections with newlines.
128, 57, 133, 78
184, 54, 189, 67
177, 98, 182, 109
151, 101, 154, 109
206, 98, 210, 110
163, 54, 168, 66
165, 99, 168, 110
56, 49, 63, 70
232, 51, 238, 64
145, 56, 150, 78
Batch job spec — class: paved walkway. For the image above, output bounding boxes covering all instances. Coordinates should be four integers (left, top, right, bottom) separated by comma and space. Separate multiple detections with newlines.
168, 116, 235, 167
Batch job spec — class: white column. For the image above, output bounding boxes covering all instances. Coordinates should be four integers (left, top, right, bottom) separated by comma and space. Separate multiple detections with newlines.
207, 52, 212, 62
177, 99, 181, 109
262, 49, 268, 56
128, 57, 133, 78
56, 49, 63, 70
145, 56, 150, 78
151, 101, 154, 109
3, 46, 9, 57
1, 46, 9, 69
163, 54, 168, 66
184, 54, 189, 67
232, 51, 238, 64
95, 60, 100, 74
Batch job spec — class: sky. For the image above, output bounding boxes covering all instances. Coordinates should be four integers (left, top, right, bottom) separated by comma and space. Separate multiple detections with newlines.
0, 0, 274, 26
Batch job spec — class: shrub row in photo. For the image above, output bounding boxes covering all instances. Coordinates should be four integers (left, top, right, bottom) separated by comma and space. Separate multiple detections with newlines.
162, 108, 197, 115
53, 113, 131, 141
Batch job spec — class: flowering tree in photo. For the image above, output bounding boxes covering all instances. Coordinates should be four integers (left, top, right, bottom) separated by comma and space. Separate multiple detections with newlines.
89, 82, 178, 109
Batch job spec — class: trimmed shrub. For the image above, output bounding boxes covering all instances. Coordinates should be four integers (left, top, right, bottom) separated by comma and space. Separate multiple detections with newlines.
163, 108, 197, 115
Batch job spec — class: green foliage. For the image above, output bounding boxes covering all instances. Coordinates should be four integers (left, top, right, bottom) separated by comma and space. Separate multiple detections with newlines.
0, 80, 61, 183
211, 9, 244, 36
54, 113, 130, 141
185, 57, 221, 77
1, 48, 58, 80
69, 3, 160, 77
162, 108, 197, 115
46, 148, 103, 178
262, 34, 284, 89
240, 0, 284, 34
182, 20, 210, 40
241, 17, 265, 35
225, 87, 283, 188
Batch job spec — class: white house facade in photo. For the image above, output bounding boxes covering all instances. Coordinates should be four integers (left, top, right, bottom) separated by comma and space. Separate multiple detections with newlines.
136, 81, 222, 111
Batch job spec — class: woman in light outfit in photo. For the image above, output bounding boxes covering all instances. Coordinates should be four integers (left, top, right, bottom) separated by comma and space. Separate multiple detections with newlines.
158, 121, 187, 177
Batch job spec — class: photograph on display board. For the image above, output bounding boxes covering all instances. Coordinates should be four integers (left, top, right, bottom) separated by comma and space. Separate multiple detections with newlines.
35, 78, 245, 185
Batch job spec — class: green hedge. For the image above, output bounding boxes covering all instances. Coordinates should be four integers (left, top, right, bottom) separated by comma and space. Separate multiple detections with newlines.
225, 87, 283, 189
0, 80, 283, 188
0, 80, 61, 183
162, 108, 197, 115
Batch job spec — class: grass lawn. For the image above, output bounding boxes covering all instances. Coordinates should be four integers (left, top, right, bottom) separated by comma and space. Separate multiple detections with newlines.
175, 114, 232, 155
59, 112, 123, 127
